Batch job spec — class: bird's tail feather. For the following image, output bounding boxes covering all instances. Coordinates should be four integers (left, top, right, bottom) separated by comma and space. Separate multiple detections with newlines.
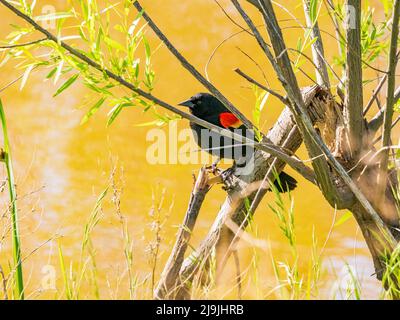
273, 172, 297, 193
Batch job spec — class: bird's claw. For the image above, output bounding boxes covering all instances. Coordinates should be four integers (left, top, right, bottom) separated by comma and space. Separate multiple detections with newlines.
211, 162, 218, 176
206, 163, 221, 176
221, 166, 237, 191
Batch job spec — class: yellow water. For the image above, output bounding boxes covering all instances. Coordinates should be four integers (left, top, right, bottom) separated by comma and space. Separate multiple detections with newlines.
0, 0, 388, 299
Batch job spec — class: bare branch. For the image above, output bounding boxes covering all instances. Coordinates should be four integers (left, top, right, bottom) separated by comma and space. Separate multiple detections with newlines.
0, 38, 46, 49
234, 68, 289, 105
302, 0, 331, 88
379, 0, 400, 193
323, 0, 345, 58
364, 75, 388, 116
368, 87, 400, 135
344, 0, 364, 155
154, 168, 211, 300
212, 0, 252, 36
364, 52, 400, 116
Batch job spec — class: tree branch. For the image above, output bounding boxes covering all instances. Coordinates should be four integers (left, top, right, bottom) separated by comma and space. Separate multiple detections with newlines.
323, 0, 345, 59
379, 0, 400, 196
154, 167, 212, 300
344, 0, 364, 155
234, 68, 289, 105
0, 38, 46, 49
364, 51, 400, 116
368, 87, 400, 135
302, 0, 331, 89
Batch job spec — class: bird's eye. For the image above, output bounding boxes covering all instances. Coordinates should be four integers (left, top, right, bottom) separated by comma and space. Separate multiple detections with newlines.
196, 100, 202, 105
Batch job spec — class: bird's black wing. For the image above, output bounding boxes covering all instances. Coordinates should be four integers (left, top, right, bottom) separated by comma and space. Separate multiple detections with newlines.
272, 172, 298, 193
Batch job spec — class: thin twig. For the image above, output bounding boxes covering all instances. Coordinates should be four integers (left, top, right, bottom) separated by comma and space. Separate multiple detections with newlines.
213, 0, 252, 36
364, 51, 400, 116
0, 265, 7, 300
235, 46, 269, 85
368, 87, 400, 135
232, 250, 242, 300
234, 68, 289, 105
323, 0, 345, 58
0, 38, 46, 49
303, 0, 330, 89
0, 74, 25, 94
372, 115, 400, 146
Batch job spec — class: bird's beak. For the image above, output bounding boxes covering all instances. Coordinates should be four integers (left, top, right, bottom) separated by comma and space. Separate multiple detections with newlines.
178, 99, 195, 109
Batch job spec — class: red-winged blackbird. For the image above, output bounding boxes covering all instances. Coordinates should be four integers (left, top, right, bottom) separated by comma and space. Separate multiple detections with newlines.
179, 92, 297, 193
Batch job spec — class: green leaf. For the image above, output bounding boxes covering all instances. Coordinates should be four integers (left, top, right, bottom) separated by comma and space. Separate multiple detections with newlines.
80, 97, 106, 124
53, 73, 79, 97
143, 36, 151, 64
334, 211, 353, 227
104, 36, 126, 52
107, 104, 123, 126
46, 66, 58, 79
54, 60, 64, 84
128, 10, 144, 35
134, 120, 165, 127
309, 0, 319, 24
20, 64, 34, 90
35, 12, 74, 22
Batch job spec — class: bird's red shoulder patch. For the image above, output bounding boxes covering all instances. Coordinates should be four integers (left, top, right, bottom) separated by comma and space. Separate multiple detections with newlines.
219, 112, 242, 128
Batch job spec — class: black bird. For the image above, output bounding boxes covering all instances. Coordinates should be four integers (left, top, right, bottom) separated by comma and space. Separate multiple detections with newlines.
178, 92, 297, 193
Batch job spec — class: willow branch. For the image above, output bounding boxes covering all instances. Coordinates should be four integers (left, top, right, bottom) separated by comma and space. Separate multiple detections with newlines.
302, 0, 330, 89
234, 68, 289, 105
364, 51, 400, 116
379, 0, 400, 193
323, 0, 345, 59
344, 0, 364, 155
0, 38, 46, 49
364, 75, 388, 116
368, 87, 400, 135
154, 167, 211, 300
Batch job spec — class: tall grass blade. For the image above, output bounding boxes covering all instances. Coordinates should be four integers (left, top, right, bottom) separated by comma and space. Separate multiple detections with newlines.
0, 99, 24, 299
